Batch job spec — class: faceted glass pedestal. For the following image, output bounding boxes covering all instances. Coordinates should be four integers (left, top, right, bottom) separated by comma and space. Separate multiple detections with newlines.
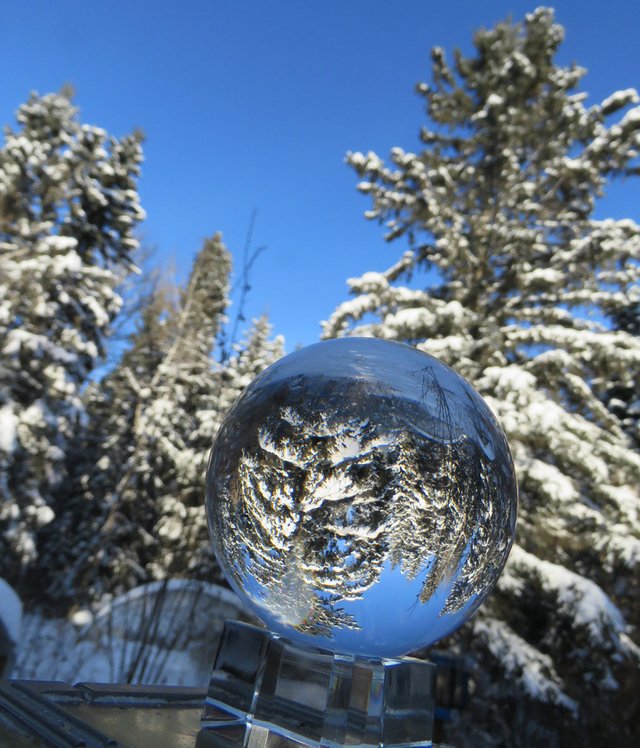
197, 621, 436, 748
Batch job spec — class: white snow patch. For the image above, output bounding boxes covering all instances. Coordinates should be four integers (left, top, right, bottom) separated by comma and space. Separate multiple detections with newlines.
601, 484, 639, 525
526, 460, 577, 504
52, 250, 82, 274
258, 428, 306, 467
620, 106, 640, 128
21, 400, 45, 426
474, 617, 577, 712
509, 546, 627, 646
157, 516, 183, 540
525, 268, 564, 285
41, 235, 79, 252
3, 329, 77, 364
14, 581, 255, 686
605, 529, 640, 568
70, 609, 93, 627
601, 88, 639, 112
326, 522, 386, 540
330, 434, 364, 464
35, 505, 55, 526
82, 295, 110, 326
307, 472, 355, 506
280, 407, 304, 427
0, 404, 18, 453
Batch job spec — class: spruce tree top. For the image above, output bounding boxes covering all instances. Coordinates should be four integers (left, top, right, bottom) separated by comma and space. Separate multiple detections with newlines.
331, 7, 640, 360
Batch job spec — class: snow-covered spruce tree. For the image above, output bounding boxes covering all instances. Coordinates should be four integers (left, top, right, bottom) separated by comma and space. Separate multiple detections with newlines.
0, 90, 144, 586
324, 9, 640, 746
40, 282, 176, 607
215, 315, 285, 415
181, 315, 285, 581
62, 234, 232, 600
149, 314, 284, 583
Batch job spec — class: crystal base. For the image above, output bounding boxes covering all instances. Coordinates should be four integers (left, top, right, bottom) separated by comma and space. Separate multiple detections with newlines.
198, 621, 436, 747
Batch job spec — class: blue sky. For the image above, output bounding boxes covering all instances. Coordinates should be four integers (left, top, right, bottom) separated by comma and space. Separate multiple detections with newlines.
1, 1, 638, 350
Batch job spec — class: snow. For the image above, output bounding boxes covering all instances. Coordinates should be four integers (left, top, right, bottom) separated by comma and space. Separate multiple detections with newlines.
307, 472, 355, 505
605, 529, 640, 568
326, 522, 386, 540
82, 295, 111, 326
509, 546, 627, 645
347, 150, 383, 173
32, 505, 55, 526
258, 427, 306, 467
601, 89, 639, 112
0, 579, 22, 646
600, 484, 639, 525
41, 235, 79, 253
620, 106, 640, 129
353, 271, 388, 293
13, 581, 255, 686
158, 516, 183, 540
474, 617, 577, 712
0, 404, 18, 453
526, 460, 577, 504
3, 329, 78, 364
70, 609, 93, 627
386, 307, 435, 332
327, 435, 361, 466
52, 249, 82, 274
280, 407, 304, 427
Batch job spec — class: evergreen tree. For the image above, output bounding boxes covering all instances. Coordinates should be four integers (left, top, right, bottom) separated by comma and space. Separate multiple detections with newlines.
41, 281, 175, 606
0, 90, 144, 585
324, 9, 640, 746
603, 305, 640, 450
60, 235, 284, 604
181, 316, 285, 581
215, 315, 285, 415
61, 234, 231, 600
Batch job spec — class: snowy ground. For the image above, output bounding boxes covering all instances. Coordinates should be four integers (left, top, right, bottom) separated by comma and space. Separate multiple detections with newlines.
10, 580, 257, 686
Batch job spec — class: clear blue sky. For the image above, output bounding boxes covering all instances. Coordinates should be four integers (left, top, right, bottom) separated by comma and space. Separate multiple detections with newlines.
1, 1, 638, 350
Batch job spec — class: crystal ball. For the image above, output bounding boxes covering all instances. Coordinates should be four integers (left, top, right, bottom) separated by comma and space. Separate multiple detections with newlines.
206, 338, 517, 658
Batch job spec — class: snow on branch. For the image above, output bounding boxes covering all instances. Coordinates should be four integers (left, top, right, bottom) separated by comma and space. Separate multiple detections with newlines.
474, 616, 577, 712
601, 89, 639, 115
508, 545, 633, 652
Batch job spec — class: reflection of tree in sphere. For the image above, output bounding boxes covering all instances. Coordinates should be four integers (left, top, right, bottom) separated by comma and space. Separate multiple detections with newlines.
206, 338, 517, 658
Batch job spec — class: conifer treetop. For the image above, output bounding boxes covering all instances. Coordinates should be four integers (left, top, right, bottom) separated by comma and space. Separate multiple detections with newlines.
324, 9, 640, 741
0, 89, 145, 576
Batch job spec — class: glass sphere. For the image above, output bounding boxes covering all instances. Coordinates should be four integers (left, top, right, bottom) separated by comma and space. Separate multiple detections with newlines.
206, 338, 517, 658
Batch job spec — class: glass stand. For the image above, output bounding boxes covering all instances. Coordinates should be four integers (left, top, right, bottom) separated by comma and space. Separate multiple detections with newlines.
197, 621, 436, 748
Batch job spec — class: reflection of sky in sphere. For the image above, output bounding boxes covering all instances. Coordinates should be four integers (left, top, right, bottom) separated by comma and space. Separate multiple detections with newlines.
206, 338, 517, 658
244, 558, 482, 658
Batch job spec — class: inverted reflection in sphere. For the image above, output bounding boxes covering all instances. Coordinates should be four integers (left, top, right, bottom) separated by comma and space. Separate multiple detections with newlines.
206, 338, 517, 658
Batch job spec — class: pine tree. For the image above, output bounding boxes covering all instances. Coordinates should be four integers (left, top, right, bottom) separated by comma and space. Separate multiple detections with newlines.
324, 9, 640, 746
0, 90, 144, 585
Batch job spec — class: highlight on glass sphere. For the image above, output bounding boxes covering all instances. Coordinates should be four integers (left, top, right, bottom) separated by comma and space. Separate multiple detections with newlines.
205, 338, 517, 659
